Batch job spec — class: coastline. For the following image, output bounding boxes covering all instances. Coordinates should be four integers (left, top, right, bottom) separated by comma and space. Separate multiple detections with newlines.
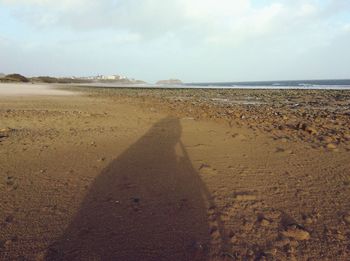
65, 85, 350, 150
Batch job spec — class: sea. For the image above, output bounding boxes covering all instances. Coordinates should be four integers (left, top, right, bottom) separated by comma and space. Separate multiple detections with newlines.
77, 79, 350, 90
186, 79, 350, 90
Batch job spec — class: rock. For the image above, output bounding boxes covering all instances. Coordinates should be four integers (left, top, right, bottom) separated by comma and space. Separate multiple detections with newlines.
35, 251, 47, 261
282, 225, 310, 240
321, 136, 333, 143
326, 143, 337, 150
274, 238, 291, 247
4, 239, 12, 248
276, 147, 285, 153
5, 215, 14, 223
304, 217, 313, 224
263, 247, 277, 257
297, 122, 307, 130
0, 127, 12, 132
0, 127, 12, 138
343, 214, 350, 225
6, 176, 14, 185
232, 133, 247, 141
260, 218, 271, 227
235, 194, 257, 201
335, 232, 345, 241
305, 126, 317, 135
131, 197, 140, 203
344, 133, 350, 141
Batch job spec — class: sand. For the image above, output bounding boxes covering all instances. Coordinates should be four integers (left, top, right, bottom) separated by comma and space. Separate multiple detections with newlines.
0, 83, 76, 97
0, 85, 349, 260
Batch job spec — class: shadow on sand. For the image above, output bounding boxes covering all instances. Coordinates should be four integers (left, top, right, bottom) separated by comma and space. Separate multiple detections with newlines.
46, 117, 224, 260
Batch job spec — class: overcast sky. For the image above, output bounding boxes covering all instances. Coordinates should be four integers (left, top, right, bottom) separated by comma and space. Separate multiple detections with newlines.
0, 0, 350, 82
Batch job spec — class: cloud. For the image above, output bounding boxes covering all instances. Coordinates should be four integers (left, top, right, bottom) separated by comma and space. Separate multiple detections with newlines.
0, 0, 350, 81
0, 1, 322, 34
2, 0, 348, 45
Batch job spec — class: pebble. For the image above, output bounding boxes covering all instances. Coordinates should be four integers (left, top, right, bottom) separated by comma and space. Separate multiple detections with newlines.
5, 215, 14, 223
305, 126, 317, 135
0, 127, 12, 133
232, 133, 247, 141
35, 251, 47, 261
336, 232, 345, 241
282, 225, 310, 240
326, 143, 337, 150
343, 214, 350, 225
235, 194, 257, 201
4, 239, 13, 247
263, 247, 277, 257
274, 238, 291, 247
260, 218, 270, 227
321, 136, 333, 143
304, 217, 313, 224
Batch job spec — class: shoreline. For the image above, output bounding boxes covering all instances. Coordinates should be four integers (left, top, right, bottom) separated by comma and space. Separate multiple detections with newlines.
74, 82, 350, 90
64, 85, 350, 150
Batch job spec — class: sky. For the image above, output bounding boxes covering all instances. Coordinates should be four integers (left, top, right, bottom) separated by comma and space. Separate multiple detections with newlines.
0, 0, 350, 83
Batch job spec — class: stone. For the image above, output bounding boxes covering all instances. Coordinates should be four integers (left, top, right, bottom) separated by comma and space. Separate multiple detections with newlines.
321, 136, 333, 143
304, 217, 313, 224
5, 215, 14, 223
235, 194, 257, 201
344, 133, 350, 141
326, 143, 337, 150
0, 127, 11, 138
305, 126, 317, 135
260, 218, 271, 227
0, 127, 12, 133
282, 225, 310, 240
343, 214, 350, 225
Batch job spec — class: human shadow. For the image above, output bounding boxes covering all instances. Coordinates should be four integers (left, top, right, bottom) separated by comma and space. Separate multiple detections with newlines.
46, 117, 222, 261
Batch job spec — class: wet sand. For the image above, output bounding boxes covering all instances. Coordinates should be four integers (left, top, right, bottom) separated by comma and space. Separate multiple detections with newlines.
0, 85, 349, 260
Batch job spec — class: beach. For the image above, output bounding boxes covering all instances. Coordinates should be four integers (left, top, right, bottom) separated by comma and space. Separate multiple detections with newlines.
1, 84, 350, 260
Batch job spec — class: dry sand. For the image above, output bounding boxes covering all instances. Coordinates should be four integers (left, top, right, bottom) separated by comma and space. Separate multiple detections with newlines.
0, 85, 350, 260
0, 83, 76, 97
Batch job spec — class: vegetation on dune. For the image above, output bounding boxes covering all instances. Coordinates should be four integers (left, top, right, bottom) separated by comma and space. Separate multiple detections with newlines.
30, 76, 93, 84
0, 74, 30, 83
0, 73, 145, 84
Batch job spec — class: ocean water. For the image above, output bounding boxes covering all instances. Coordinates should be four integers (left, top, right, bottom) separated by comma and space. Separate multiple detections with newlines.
76, 79, 350, 90
186, 79, 350, 90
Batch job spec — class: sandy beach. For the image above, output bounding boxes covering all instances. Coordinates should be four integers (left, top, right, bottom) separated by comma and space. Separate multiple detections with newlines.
0, 83, 77, 97
1, 84, 350, 260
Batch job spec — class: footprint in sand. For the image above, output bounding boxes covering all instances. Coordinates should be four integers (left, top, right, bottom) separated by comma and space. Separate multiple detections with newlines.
232, 133, 248, 141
